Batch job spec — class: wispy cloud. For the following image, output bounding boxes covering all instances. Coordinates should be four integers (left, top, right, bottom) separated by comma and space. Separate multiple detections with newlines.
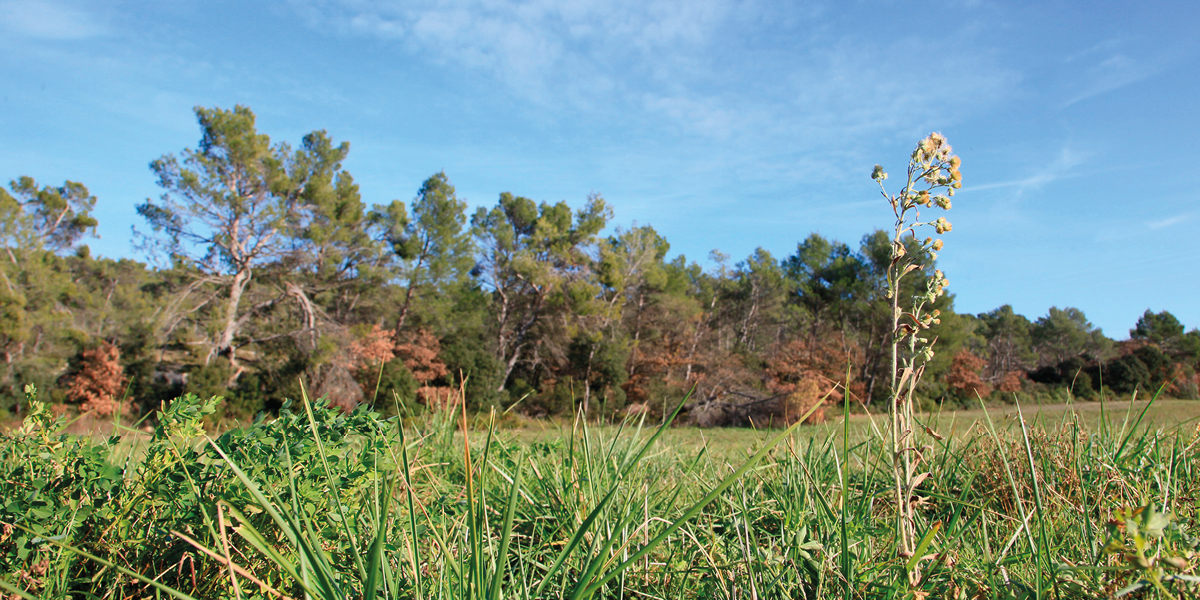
289, 0, 733, 103
1062, 53, 1152, 107
0, 0, 105, 40
964, 145, 1087, 193
959, 143, 1089, 227
1059, 37, 1188, 108
1147, 212, 1193, 230
287, 0, 1019, 147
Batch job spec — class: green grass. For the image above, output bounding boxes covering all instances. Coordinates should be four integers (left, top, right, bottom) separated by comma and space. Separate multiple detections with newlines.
2, 390, 1200, 599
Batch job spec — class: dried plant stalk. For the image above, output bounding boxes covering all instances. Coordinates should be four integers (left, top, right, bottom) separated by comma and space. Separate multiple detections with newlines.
872, 132, 961, 583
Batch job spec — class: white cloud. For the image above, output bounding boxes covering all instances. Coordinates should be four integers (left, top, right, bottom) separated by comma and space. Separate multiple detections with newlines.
1146, 212, 1193, 230
287, 0, 1018, 153
965, 145, 1087, 193
290, 0, 733, 96
0, 0, 105, 40
1061, 52, 1153, 108
957, 143, 1089, 228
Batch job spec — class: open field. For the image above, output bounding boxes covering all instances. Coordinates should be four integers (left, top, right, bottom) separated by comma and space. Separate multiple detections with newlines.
509, 397, 1200, 459
2, 392, 1200, 599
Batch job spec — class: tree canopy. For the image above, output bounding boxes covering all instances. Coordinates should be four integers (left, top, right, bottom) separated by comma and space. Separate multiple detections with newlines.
3, 105, 1196, 421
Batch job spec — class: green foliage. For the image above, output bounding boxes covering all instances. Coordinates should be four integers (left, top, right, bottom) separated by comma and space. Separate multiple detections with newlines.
1032, 306, 1113, 365
1107, 354, 1153, 395
0, 177, 97, 253
4, 103, 1195, 424
3, 388, 1200, 599
1132, 309, 1186, 347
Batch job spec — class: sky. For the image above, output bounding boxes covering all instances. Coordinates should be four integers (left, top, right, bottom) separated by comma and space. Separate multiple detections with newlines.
1, 0, 1197, 339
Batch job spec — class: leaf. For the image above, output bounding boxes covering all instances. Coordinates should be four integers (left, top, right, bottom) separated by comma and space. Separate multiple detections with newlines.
905, 521, 942, 573
907, 472, 931, 498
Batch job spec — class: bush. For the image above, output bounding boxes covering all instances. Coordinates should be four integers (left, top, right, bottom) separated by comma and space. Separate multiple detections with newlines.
1106, 354, 1151, 395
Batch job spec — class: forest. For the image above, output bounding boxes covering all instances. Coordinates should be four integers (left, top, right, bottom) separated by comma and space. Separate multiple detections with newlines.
2, 105, 1198, 425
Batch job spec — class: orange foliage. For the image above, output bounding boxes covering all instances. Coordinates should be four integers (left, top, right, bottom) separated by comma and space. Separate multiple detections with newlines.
66, 342, 127, 416
996, 370, 1024, 393
1166, 362, 1197, 398
395, 329, 448, 385
416, 386, 460, 410
623, 322, 698, 406
946, 349, 991, 397
767, 337, 863, 405
781, 378, 827, 424
395, 329, 455, 409
348, 324, 396, 370
349, 325, 454, 409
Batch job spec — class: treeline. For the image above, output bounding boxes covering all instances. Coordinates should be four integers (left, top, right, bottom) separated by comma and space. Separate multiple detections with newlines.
2, 106, 1197, 424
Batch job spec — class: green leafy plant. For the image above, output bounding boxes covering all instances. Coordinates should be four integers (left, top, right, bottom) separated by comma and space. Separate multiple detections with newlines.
1057, 505, 1200, 597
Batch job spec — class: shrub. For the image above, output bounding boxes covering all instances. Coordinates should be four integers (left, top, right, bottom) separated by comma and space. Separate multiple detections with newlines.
1106, 354, 1151, 394
63, 342, 127, 416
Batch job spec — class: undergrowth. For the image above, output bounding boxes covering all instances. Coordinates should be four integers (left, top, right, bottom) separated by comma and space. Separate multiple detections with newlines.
0, 382, 1198, 599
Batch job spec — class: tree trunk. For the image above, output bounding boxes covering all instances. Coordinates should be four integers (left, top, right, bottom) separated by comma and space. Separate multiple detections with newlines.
213, 266, 252, 385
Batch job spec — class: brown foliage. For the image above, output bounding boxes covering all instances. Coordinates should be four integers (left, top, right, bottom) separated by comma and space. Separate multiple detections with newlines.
395, 328, 448, 385
623, 315, 704, 407
416, 386, 460, 410
946, 349, 991, 397
996, 370, 1024, 394
65, 342, 127, 416
767, 337, 863, 406
348, 324, 396, 370
781, 378, 826, 424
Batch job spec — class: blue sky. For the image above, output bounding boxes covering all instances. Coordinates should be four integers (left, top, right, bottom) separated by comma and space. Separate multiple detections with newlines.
1, 0, 1197, 338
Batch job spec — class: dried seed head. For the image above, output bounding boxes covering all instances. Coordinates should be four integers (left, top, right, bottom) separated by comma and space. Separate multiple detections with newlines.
932, 239, 944, 251
872, 164, 887, 181
935, 195, 952, 210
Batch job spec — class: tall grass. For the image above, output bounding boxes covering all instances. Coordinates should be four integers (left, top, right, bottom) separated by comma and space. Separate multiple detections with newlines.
2, 382, 1198, 599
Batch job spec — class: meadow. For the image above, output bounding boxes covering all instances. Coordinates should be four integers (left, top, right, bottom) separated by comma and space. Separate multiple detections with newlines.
1, 384, 1198, 599
3, 133, 1198, 600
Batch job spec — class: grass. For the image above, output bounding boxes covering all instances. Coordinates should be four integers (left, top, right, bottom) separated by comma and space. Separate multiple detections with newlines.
1, 387, 1199, 599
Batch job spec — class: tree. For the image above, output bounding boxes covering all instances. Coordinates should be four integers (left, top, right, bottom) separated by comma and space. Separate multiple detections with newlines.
138, 105, 363, 385
1130, 310, 1193, 362
945, 349, 991, 398
376, 172, 473, 332
471, 192, 611, 394
1031, 307, 1111, 365
559, 224, 673, 413
0, 177, 100, 411
783, 233, 871, 338
0, 177, 97, 254
725, 247, 787, 353
63, 342, 126, 416
283, 130, 380, 324
599, 225, 670, 373
977, 305, 1036, 383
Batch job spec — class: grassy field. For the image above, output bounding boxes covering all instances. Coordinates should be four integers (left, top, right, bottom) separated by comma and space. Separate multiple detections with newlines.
511, 397, 1200, 461
2, 391, 1199, 599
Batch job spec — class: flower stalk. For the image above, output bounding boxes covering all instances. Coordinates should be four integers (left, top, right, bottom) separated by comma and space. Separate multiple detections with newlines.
872, 132, 961, 584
